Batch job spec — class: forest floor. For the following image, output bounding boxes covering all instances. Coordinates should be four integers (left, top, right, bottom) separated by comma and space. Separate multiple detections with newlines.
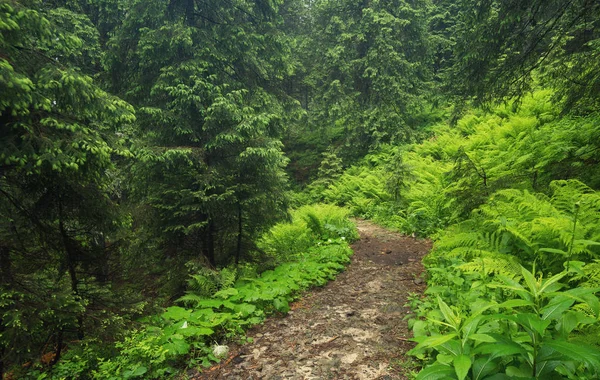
193, 220, 432, 379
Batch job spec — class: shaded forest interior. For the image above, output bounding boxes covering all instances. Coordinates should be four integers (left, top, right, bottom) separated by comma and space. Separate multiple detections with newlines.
2, 0, 600, 378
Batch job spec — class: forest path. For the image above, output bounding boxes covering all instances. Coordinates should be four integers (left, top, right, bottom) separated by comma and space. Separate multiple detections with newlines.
196, 220, 431, 379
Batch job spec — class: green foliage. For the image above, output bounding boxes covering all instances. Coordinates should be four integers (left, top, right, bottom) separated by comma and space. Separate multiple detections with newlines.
298, 88, 600, 379
404, 100, 600, 378
315, 90, 600, 237
322, 165, 392, 217
283, 0, 437, 173
424, 180, 600, 276
5, 0, 600, 378
446, 0, 600, 113
410, 266, 600, 379
85, 208, 356, 379
258, 204, 359, 261
0, 1, 138, 376
108, 0, 294, 268
258, 220, 315, 259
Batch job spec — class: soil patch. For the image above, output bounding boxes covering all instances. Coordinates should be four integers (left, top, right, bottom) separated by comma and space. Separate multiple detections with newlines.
193, 219, 432, 379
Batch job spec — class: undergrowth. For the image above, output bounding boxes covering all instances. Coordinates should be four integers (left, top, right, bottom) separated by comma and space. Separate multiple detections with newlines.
25, 205, 357, 379
303, 89, 600, 379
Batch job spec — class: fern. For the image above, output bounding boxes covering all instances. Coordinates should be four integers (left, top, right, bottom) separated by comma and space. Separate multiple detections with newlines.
177, 266, 239, 307
301, 211, 324, 238
186, 271, 218, 296
456, 254, 522, 278
574, 260, 600, 289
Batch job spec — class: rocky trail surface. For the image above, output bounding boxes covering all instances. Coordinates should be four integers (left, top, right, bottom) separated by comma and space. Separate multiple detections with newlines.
196, 220, 432, 379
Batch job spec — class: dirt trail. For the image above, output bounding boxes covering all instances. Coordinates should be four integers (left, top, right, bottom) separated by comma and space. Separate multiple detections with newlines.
197, 220, 431, 379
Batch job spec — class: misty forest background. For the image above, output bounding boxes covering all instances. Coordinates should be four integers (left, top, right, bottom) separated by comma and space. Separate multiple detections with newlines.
2, 0, 600, 378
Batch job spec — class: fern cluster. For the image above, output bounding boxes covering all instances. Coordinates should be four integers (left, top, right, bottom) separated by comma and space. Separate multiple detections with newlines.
399, 92, 600, 378
300, 89, 600, 378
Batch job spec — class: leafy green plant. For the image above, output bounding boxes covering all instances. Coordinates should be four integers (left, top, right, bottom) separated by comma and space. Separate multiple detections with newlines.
60, 207, 357, 379
410, 266, 600, 379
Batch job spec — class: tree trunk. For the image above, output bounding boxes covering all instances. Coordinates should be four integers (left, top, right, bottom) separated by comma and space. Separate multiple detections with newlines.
185, 0, 195, 25
58, 200, 85, 340
0, 337, 4, 379
0, 246, 10, 376
0, 246, 11, 284
204, 221, 216, 267
50, 329, 63, 366
235, 202, 243, 265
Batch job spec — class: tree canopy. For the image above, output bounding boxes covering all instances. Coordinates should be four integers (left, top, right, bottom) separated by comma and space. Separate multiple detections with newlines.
2, 0, 600, 378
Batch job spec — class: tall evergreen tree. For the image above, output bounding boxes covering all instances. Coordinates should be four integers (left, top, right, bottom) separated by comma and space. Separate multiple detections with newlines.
103, 0, 292, 268
282, 0, 433, 178
447, 0, 600, 112
0, 1, 134, 373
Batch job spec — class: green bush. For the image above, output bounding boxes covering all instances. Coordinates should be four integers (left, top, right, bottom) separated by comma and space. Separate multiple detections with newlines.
292, 204, 359, 241
258, 219, 315, 258
35, 205, 358, 379
409, 265, 600, 379
258, 204, 358, 262
408, 180, 600, 379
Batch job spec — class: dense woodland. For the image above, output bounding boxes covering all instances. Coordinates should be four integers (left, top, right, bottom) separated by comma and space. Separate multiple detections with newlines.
1, 0, 600, 378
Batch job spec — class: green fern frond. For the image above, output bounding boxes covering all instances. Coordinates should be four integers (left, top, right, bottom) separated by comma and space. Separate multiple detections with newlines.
176, 293, 205, 307
457, 254, 522, 278
578, 260, 600, 288
301, 211, 324, 237
572, 303, 596, 319
187, 273, 218, 296
435, 232, 481, 250
219, 267, 237, 289
497, 225, 537, 254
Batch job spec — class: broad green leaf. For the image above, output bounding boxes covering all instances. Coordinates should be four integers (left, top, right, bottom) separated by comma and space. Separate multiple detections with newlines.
231, 302, 257, 317
462, 315, 484, 340
544, 340, 600, 371
482, 375, 513, 380
564, 260, 586, 275
505, 365, 533, 378
538, 248, 567, 255
469, 334, 497, 343
436, 353, 453, 365
453, 355, 471, 380
521, 267, 538, 297
536, 346, 564, 375
442, 340, 462, 357
163, 306, 191, 321
413, 333, 458, 351
416, 364, 457, 380
547, 287, 600, 307
472, 356, 498, 380
196, 299, 224, 308
539, 271, 567, 293
412, 320, 428, 337
475, 341, 528, 358
557, 310, 582, 336
426, 317, 454, 330
165, 337, 190, 355
214, 288, 239, 299
273, 297, 290, 313
178, 325, 214, 337
581, 293, 600, 317
502, 313, 551, 336
498, 299, 534, 309
123, 365, 147, 379
437, 296, 461, 329
541, 298, 574, 320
